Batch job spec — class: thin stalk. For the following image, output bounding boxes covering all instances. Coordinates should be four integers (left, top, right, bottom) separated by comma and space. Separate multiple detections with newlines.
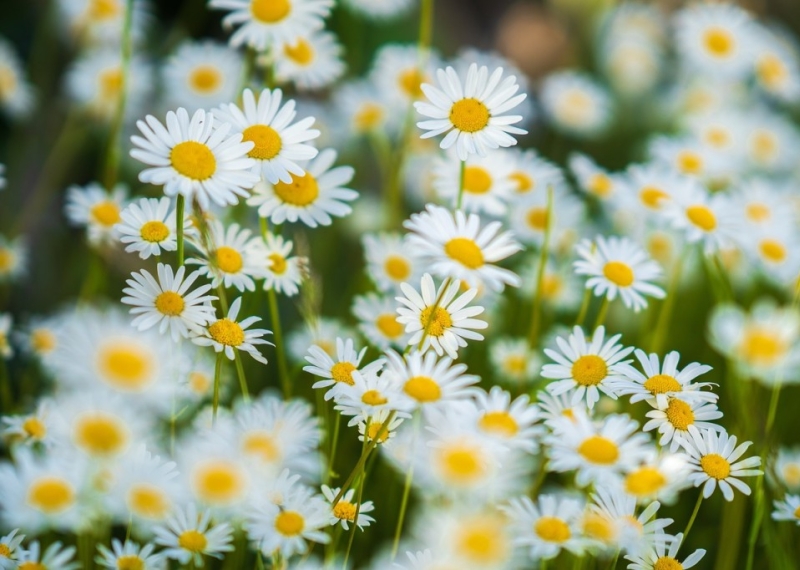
528, 186, 554, 348
342, 420, 370, 569
593, 297, 611, 330
574, 288, 591, 327
391, 413, 421, 559
212, 352, 223, 423
681, 493, 704, 547
455, 159, 466, 210
233, 351, 250, 402
765, 382, 782, 434
649, 253, 684, 353
267, 287, 291, 399
176, 195, 185, 266
418, 0, 434, 56
326, 412, 342, 483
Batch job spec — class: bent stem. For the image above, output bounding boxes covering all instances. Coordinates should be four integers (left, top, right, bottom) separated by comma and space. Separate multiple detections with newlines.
267, 287, 291, 399
528, 186, 554, 348
212, 352, 223, 424
342, 420, 370, 569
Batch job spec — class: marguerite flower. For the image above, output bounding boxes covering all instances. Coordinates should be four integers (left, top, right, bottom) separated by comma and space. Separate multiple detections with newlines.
502, 494, 587, 560
333, 368, 410, 422
352, 293, 410, 350
64, 182, 128, 246
0, 529, 24, 569
14, 541, 78, 570
383, 349, 479, 410
489, 337, 541, 385
117, 197, 191, 259
432, 150, 515, 216
303, 337, 384, 398
643, 398, 723, 452
624, 533, 706, 570
0, 234, 26, 283
193, 297, 273, 364
321, 485, 376, 530
154, 503, 233, 566
260, 233, 306, 296
362, 232, 422, 293
274, 30, 345, 90
773, 495, 800, 525
163, 41, 243, 112
96, 540, 164, 570
188, 221, 266, 292
539, 71, 612, 137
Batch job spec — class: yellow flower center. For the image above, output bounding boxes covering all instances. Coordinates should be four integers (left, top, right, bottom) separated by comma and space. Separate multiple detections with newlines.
648, 234, 672, 264
503, 354, 528, 374
456, 521, 508, 564
534, 517, 571, 543
440, 445, 485, 484
98, 343, 153, 390
268, 253, 287, 275
644, 374, 682, 395
116, 555, 145, 570
640, 186, 669, 209
625, 466, 667, 497
794, 506, 800, 519
759, 239, 786, 263
243, 431, 280, 462
154, 291, 185, 317
376, 314, 403, 338
526, 207, 549, 231
384, 255, 410, 280
398, 68, 426, 99
705, 127, 730, 148
188, 65, 222, 94
0, 544, 10, 558
578, 435, 619, 465
745, 203, 770, 223
571, 354, 608, 386
91, 200, 122, 227
99, 67, 123, 101
704, 27, 735, 58
740, 328, 786, 366
178, 530, 207, 553
189, 371, 211, 394
275, 510, 305, 536
128, 484, 170, 519
757, 55, 787, 88
170, 141, 217, 181
215, 246, 243, 274
251, 0, 291, 22
367, 421, 391, 443
560, 90, 592, 125
404, 375, 441, 403
700, 453, 731, 480
603, 260, 634, 287
419, 305, 453, 337
0, 67, 16, 98
361, 389, 388, 406
75, 413, 127, 456
273, 172, 319, 206
677, 151, 703, 175
784, 464, 800, 487
27, 476, 75, 514
444, 237, 484, 269
582, 513, 615, 542
208, 319, 245, 347
333, 501, 357, 521
653, 557, 683, 570
752, 131, 777, 162
283, 38, 314, 65
450, 98, 490, 133
242, 124, 282, 160
140, 220, 169, 242
354, 103, 384, 131
511, 171, 534, 194
665, 399, 694, 431
18, 563, 44, 570
330, 361, 356, 385
686, 205, 717, 231
479, 411, 519, 437
194, 461, 245, 504
23, 417, 47, 440
463, 166, 492, 194
88, 0, 120, 20
0, 249, 13, 272
588, 173, 613, 197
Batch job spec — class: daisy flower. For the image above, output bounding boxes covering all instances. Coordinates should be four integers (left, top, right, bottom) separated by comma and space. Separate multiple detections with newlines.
0, 313, 12, 359
261, 233, 306, 296
130, 107, 259, 210
96, 540, 164, 570
333, 368, 411, 423
154, 503, 233, 566
679, 428, 762, 501
352, 293, 410, 350
433, 149, 515, 216
320, 485, 376, 530
569, 152, 623, 202
752, 28, 800, 104
773, 494, 800, 525
404, 204, 522, 292
117, 197, 191, 259
362, 232, 422, 293
193, 297, 273, 364
623, 162, 685, 214
122, 264, 217, 341
621, 451, 692, 504
370, 44, 441, 108
357, 409, 405, 445
333, 80, 393, 137
274, 30, 345, 90
489, 337, 541, 385
0, 529, 24, 568
303, 337, 384, 398
14, 541, 78, 570
542, 325, 634, 409
502, 494, 587, 560
509, 190, 586, 252
287, 317, 356, 362
188, 220, 266, 292
539, 71, 612, 137
64, 182, 128, 246
247, 148, 357, 227
624, 533, 706, 570
414, 63, 527, 160
471, 386, 542, 452
643, 397, 723, 452
0, 38, 33, 118
506, 147, 565, 200
1, 400, 52, 447
0, 234, 26, 283
396, 273, 487, 359
774, 448, 800, 492
54, 0, 149, 45
574, 235, 665, 312
215, 88, 320, 184
163, 41, 243, 112
383, 349, 479, 410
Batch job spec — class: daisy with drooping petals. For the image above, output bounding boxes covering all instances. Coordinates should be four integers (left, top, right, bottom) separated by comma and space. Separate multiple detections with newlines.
624, 533, 706, 570
163, 41, 243, 112
216, 88, 320, 184
384, 349, 479, 410
415, 63, 527, 160
96, 539, 164, 570
274, 30, 345, 90
303, 337, 384, 398
64, 182, 128, 246
542, 326, 634, 409
404, 204, 522, 292
193, 297, 273, 364
260, 233, 306, 296
772, 495, 800, 525
396, 273, 487, 359
352, 293, 410, 349
188, 221, 266, 292
643, 398, 723, 452
502, 494, 587, 561
122, 264, 217, 341
130, 107, 259, 210
117, 197, 192, 259
154, 503, 233, 566
574, 235, 665, 312
320, 485, 376, 531
679, 428, 762, 501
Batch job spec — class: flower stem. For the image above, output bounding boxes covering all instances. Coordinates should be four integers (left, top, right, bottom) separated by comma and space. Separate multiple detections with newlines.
326, 411, 341, 483
267, 287, 291, 399
343, 420, 370, 569
0, 359, 11, 413
212, 352, 223, 424
593, 297, 610, 330
233, 350, 250, 402
574, 287, 591, 327
528, 186, 554, 348
681, 493, 704, 547
455, 159, 466, 210
418, 0, 434, 55
649, 253, 684, 354
176, 195, 185, 267
391, 412, 420, 559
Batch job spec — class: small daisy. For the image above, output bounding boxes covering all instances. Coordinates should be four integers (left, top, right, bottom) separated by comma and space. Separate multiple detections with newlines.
623, 162, 684, 214
415, 63, 527, 160
624, 533, 706, 570
0, 234, 26, 283
261, 233, 306, 296
574, 235, 665, 312
489, 337, 540, 385
188, 221, 266, 292
774, 448, 800, 491
334, 368, 410, 423
14, 541, 78, 570
569, 152, 623, 202
154, 503, 233, 566
539, 71, 612, 137
64, 182, 128, 246
2, 400, 52, 448
752, 28, 800, 104
333, 80, 393, 137
396, 273, 487, 359
122, 264, 217, 341
287, 317, 356, 362
130, 107, 259, 210
679, 428, 762, 502
587, 487, 672, 556
643, 398, 724, 451
506, 147, 565, 200
433, 150, 515, 216
362, 232, 422, 293
773, 495, 800, 525
117, 197, 191, 259
247, 148, 357, 227
472, 386, 542, 452
502, 494, 586, 560
404, 204, 522, 292
0, 529, 24, 568
163, 41, 243, 112
352, 293, 410, 350
0, 38, 34, 118
370, 44, 441, 108
621, 452, 692, 504
384, 349, 479, 410
216, 88, 320, 184
96, 539, 164, 570
274, 30, 345, 90
320, 485, 376, 530
193, 297, 273, 364
303, 337, 384, 398
542, 325, 634, 409
357, 409, 405, 445
0, 313, 12, 360
509, 190, 586, 253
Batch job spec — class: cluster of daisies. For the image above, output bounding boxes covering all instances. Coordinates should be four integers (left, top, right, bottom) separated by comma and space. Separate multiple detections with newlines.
0, 0, 800, 568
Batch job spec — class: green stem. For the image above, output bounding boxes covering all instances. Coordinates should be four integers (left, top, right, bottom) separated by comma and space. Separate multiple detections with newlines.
528, 186, 554, 348
267, 287, 291, 399
413, 277, 452, 353
343, 420, 370, 569
681, 493, 704, 547
765, 382, 782, 435
593, 297, 611, 330
233, 351, 250, 402
391, 413, 420, 559
326, 412, 341, 483
212, 352, 223, 424
649, 253, 684, 353
418, 0, 434, 55
574, 288, 591, 327
455, 159, 466, 210
176, 195, 185, 266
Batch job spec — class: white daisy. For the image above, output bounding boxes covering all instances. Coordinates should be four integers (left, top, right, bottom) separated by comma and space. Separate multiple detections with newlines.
274, 30, 345, 90
383, 349, 479, 410
772, 494, 800, 525
502, 494, 587, 560
471, 386, 543, 452
303, 337, 384, 399
357, 408, 405, 445
14, 541, 78, 570
624, 533, 706, 570
489, 337, 541, 385
621, 451, 692, 504
0, 38, 34, 118
774, 448, 800, 492
509, 189, 586, 253
260, 232, 306, 296
163, 41, 244, 112
116, 197, 191, 259
539, 71, 612, 137
320, 485, 375, 530
1, 400, 53, 448
187, 220, 266, 292
96, 539, 164, 570
0, 234, 27, 283
154, 503, 233, 566
64, 182, 128, 246
362, 232, 422, 293
193, 297, 273, 364
587, 487, 672, 556
569, 152, 623, 202
505, 147, 565, 200
643, 398, 724, 452
0, 528, 24, 569
662, 180, 736, 254
370, 44, 441, 109
352, 293, 409, 350
333, 368, 411, 423
432, 149, 515, 216
287, 317, 356, 362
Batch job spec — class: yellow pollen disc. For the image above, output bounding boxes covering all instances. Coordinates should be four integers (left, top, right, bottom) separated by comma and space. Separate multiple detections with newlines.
215, 246, 243, 274
88, 0, 121, 20
251, 0, 291, 22
194, 462, 245, 504
243, 432, 280, 462
178, 530, 207, 553
440, 445, 485, 484
526, 207, 549, 231
98, 67, 123, 101
354, 103, 384, 131
706, 127, 730, 148
540, 275, 563, 299
463, 166, 492, 194
361, 389, 388, 406
189, 371, 211, 394
155, 291, 184, 317
367, 421, 390, 443
0, 67, 16, 98
753, 131, 777, 161
783, 464, 800, 487
170, 141, 217, 181
511, 171, 534, 194
208, 319, 245, 347
457, 521, 508, 564
116, 555, 145, 570
268, 253, 288, 274
98, 343, 153, 390
0, 249, 13, 272
0, 544, 9, 557
242, 124, 283, 160
571, 354, 608, 386
740, 328, 786, 366
588, 173, 613, 197
578, 435, 619, 465
677, 151, 703, 175
419, 305, 453, 337
686, 205, 717, 231
274, 172, 319, 206
23, 417, 47, 440
376, 314, 403, 338
479, 411, 519, 437
331, 361, 356, 385
333, 501, 357, 521
91, 200, 122, 227
794, 506, 800, 519
75, 413, 127, 456
534, 517, 571, 543
283, 38, 314, 65
188, 65, 222, 94
757, 55, 787, 88
27, 476, 75, 514
648, 234, 672, 263
582, 513, 614, 542
450, 98, 490, 133
644, 374, 681, 395
640, 186, 669, 209
745, 203, 770, 222
704, 27, 735, 58
140, 220, 169, 242
759, 239, 786, 263
398, 68, 426, 99
653, 556, 683, 570
384, 255, 411, 280
665, 399, 694, 431
603, 260, 634, 287
700, 453, 731, 480
128, 484, 170, 519
560, 90, 592, 125
444, 237, 484, 269
18, 563, 44, 570
625, 467, 666, 497
404, 375, 441, 403
275, 510, 305, 536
